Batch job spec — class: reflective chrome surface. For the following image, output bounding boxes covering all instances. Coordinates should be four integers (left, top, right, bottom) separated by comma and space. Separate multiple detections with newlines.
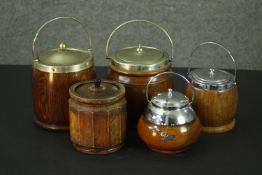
187, 41, 237, 90
188, 68, 236, 90
146, 72, 195, 104
151, 89, 190, 109
187, 41, 237, 80
144, 102, 196, 126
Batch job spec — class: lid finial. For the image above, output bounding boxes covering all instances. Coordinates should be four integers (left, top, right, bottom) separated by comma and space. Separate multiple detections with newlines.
59, 42, 67, 50
168, 88, 173, 98
136, 44, 143, 53
95, 79, 101, 88
209, 68, 215, 77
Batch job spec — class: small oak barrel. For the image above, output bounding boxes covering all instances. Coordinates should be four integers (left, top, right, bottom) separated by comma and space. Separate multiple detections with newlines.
106, 20, 174, 127
184, 42, 238, 134
69, 79, 127, 154
32, 17, 95, 131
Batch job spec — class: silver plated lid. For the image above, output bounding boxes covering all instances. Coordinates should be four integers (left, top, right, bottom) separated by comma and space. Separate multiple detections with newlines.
32, 17, 93, 73
108, 45, 170, 72
151, 89, 190, 109
105, 20, 174, 72
188, 68, 235, 90
144, 72, 196, 126
187, 42, 237, 90
33, 43, 93, 73
144, 103, 196, 126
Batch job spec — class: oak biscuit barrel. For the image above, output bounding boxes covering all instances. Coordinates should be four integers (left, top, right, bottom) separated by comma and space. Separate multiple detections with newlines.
184, 42, 238, 134
69, 79, 126, 154
138, 72, 201, 154
106, 20, 174, 127
32, 17, 95, 131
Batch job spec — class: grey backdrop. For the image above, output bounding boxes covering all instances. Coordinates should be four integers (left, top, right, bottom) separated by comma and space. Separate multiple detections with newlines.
1, 0, 261, 70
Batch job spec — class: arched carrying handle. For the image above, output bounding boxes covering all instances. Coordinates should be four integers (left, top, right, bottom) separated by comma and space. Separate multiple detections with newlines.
32, 16, 92, 60
145, 72, 195, 106
105, 19, 174, 61
187, 42, 237, 80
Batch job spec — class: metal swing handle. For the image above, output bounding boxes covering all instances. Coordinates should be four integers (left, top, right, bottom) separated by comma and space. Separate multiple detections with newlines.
105, 19, 174, 61
187, 42, 237, 80
145, 71, 195, 105
32, 16, 92, 60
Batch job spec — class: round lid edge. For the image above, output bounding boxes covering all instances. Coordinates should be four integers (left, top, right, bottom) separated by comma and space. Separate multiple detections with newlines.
151, 89, 190, 109
108, 45, 171, 72
33, 46, 93, 73
69, 79, 125, 104
188, 68, 235, 90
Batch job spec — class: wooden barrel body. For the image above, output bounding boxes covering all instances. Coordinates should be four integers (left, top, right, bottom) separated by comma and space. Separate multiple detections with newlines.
108, 64, 173, 127
69, 97, 126, 154
32, 67, 95, 130
184, 83, 238, 133
138, 116, 201, 154
69, 80, 127, 154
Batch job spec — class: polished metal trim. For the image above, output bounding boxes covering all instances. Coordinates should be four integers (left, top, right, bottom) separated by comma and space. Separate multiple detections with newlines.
146, 72, 195, 106
33, 57, 93, 73
187, 41, 237, 81
109, 46, 171, 72
190, 80, 236, 90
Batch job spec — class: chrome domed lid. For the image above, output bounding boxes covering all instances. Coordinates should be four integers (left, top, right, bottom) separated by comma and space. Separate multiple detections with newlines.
187, 42, 237, 90
151, 89, 190, 109
188, 68, 235, 90
145, 102, 196, 126
144, 72, 196, 126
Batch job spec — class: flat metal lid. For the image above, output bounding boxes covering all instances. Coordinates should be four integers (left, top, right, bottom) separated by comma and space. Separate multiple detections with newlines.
33, 43, 93, 73
151, 89, 190, 109
108, 45, 170, 72
188, 68, 235, 90
69, 79, 125, 104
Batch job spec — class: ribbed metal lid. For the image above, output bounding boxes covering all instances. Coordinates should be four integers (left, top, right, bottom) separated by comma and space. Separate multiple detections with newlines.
33, 43, 93, 73
108, 45, 170, 72
188, 68, 235, 90
151, 89, 190, 109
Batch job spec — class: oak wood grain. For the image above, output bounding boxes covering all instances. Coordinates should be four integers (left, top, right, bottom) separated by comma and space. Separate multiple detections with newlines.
69, 98, 127, 154
137, 116, 201, 154
32, 67, 95, 131
184, 84, 238, 133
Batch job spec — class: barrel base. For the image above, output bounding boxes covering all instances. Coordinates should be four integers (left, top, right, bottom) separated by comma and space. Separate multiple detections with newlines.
73, 143, 123, 154
147, 145, 190, 154
202, 119, 235, 134
34, 118, 69, 131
